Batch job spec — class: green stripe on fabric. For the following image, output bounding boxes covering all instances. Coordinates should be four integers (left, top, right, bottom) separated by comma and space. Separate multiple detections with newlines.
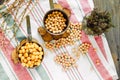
0, 51, 17, 80
2, 12, 26, 42
0, 64, 9, 80
4, 12, 50, 80
36, 66, 50, 80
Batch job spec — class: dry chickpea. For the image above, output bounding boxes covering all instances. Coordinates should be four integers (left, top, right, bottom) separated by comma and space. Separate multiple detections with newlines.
45, 11, 67, 34
21, 46, 25, 50
21, 56, 25, 60
24, 53, 28, 57
31, 55, 35, 60
40, 52, 43, 55
38, 55, 42, 59
25, 64, 29, 67
38, 47, 42, 51
78, 43, 91, 54
23, 59, 27, 63
55, 53, 76, 70
27, 57, 31, 61
21, 63, 26, 67
26, 42, 29, 46
36, 62, 40, 66
29, 64, 33, 68
19, 50, 22, 54
18, 53, 22, 58
22, 49, 25, 53
18, 42, 44, 68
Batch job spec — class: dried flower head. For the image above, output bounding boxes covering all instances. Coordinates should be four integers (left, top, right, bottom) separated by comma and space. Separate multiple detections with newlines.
82, 8, 114, 35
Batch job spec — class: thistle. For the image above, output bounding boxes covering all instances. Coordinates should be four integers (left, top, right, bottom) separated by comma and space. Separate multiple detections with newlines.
82, 9, 114, 35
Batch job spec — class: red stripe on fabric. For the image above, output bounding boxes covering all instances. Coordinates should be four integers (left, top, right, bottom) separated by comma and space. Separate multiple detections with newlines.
94, 36, 107, 60
81, 31, 113, 80
79, 0, 108, 61
0, 31, 32, 80
57, 0, 113, 79
58, 0, 78, 23
79, 0, 91, 14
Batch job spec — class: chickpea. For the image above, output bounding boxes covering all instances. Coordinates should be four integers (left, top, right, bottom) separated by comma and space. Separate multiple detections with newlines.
18, 53, 22, 58
26, 49, 29, 53
26, 42, 29, 46
38, 47, 42, 52
18, 42, 44, 68
23, 59, 27, 63
45, 11, 67, 34
36, 62, 40, 66
29, 64, 33, 68
29, 49, 33, 53
27, 57, 31, 61
21, 56, 25, 60
21, 63, 26, 67
28, 61, 32, 65
25, 64, 29, 67
40, 52, 43, 55
22, 49, 25, 53
21, 46, 25, 50
38, 55, 42, 59
19, 50, 22, 54
31, 55, 35, 60
24, 53, 28, 57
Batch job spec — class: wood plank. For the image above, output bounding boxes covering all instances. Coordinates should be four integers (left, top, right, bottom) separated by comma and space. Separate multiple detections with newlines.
93, 0, 120, 78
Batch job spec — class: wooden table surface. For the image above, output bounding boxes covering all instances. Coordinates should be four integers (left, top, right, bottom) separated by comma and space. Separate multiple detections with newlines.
93, 0, 120, 79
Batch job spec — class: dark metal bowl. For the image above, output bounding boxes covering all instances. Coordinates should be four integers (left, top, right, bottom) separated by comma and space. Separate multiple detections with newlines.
17, 39, 44, 68
43, 9, 69, 35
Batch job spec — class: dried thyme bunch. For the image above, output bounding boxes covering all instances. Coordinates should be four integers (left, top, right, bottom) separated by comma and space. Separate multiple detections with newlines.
82, 9, 114, 35
0, 0, 38, 47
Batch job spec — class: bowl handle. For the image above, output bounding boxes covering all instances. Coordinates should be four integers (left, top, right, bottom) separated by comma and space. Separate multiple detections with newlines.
49, 0, 54, 9
26, 15, 32, 42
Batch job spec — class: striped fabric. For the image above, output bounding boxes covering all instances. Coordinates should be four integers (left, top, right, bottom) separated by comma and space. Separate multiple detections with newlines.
0, 0, 118, 80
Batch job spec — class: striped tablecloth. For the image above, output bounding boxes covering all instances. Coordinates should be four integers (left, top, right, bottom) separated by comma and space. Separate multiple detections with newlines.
0, 0, 118, 80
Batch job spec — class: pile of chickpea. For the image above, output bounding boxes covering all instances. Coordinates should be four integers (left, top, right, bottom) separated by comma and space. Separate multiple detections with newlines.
18, 42, 44, 68
45, 11, 67, 34
45, 22, 82, 49
55, 53, 76, 70
78, 43, 91, 54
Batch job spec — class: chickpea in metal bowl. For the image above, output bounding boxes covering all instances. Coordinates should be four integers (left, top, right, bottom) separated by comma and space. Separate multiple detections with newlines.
43, 9, 69, 35
17, 39, 44, 68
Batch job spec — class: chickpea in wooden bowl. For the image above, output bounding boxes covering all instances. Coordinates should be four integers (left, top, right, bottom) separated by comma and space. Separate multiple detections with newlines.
43, 9, 69, 35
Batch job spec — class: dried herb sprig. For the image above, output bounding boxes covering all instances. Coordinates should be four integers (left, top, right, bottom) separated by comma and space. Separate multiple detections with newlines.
0, 0, 39, 47
82, 9, 114, 35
